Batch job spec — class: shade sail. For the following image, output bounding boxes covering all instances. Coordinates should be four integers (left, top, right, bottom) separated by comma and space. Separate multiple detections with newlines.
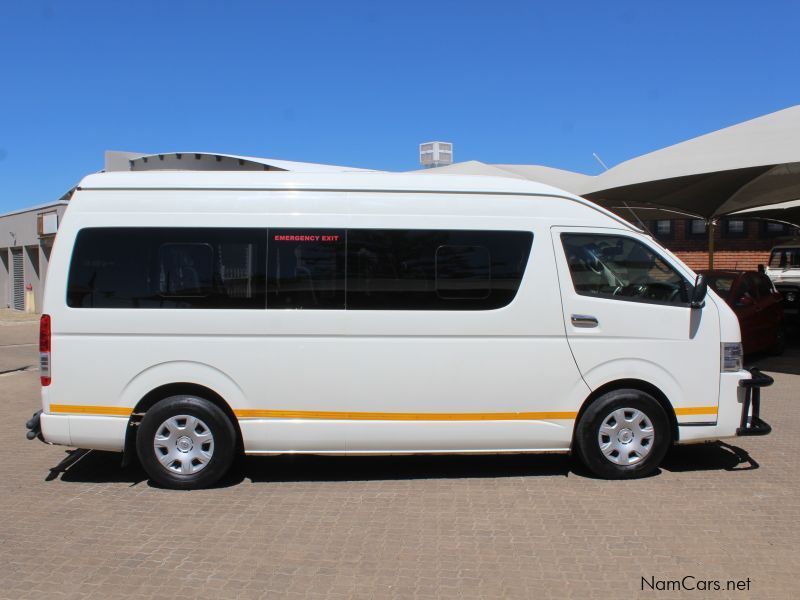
585, 165, 775, 219
420, 106, 800, 221
583, 106, 800, 219
416, 160, 594, 191
731, 198, 800, 228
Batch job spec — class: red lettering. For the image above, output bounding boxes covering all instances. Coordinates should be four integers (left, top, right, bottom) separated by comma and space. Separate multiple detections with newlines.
273, 233, 341, 243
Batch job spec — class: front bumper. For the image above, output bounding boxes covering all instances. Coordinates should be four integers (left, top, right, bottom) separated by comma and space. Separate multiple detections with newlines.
737, 367, 773, 436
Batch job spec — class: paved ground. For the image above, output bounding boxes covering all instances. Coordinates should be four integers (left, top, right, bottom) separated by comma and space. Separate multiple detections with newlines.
0, 308, 39, 323
1, 320, 798, 599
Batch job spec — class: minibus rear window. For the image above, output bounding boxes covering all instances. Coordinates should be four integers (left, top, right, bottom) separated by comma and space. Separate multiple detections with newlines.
67, 228, 266, 309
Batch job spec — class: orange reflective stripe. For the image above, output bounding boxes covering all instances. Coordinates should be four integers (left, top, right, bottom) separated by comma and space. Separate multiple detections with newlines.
50, 404, 133, 417
675, 406, 718, 416
47, 405, 717, 421
233, 409, 578, 421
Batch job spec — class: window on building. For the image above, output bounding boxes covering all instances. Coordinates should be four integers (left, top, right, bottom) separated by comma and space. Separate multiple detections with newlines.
687, 219, 707, 237
652, 220, 673, 240
67, 228, 266, 308
761, 221, 792, 238
723, 219, 747, 238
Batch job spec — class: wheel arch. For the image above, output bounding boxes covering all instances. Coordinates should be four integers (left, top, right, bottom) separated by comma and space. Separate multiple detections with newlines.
572, 379, 679, 448
123, 382, 244, 464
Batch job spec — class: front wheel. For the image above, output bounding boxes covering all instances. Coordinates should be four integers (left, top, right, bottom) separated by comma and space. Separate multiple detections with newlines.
136, 395, 236, 490
574, 389, 671, 479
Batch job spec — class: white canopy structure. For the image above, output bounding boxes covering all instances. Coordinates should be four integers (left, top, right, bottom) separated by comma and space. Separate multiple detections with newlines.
420, 105, 800, 222
104, 150, 374, 173
583, 105, 800, 220
732, 198, 800, 227
418, 159, 596, 192
421, 106, 800, 265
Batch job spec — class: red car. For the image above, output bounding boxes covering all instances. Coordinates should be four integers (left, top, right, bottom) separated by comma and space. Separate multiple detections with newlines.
699, 270, 785, 355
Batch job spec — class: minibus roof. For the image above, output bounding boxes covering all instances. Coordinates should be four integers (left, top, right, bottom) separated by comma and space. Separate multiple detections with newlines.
77, 171, 638, 231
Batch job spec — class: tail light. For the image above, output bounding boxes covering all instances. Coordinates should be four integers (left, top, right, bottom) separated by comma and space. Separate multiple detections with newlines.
39, 314, 51, 386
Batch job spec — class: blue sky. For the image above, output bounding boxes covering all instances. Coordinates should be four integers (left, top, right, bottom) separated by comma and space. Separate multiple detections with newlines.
1, 0, 798, 212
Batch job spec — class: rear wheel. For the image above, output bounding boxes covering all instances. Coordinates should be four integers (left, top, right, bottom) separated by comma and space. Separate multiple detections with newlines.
136, 395, 236, 490
575, 389, 671, 479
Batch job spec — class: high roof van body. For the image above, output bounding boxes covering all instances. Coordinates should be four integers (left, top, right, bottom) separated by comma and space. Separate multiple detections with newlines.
28, 171, 771, 488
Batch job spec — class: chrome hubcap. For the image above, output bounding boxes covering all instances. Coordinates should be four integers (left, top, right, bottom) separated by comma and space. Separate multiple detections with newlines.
597, 408, 654, 466
153, 415, 214, 475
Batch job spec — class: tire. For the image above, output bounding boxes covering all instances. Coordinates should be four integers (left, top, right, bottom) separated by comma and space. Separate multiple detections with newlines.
574, 389, 671, 479
136, 395, 236, 490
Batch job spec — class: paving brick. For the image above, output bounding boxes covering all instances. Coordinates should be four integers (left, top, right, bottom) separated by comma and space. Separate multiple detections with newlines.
1, 323, 798, 598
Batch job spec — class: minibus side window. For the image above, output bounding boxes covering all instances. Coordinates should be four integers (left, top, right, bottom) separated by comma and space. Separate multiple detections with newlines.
435, 245, 491, 300
346, 229, 532, 310
560, 233, 691, 305
158, 244, 213, 297
267, 229, 346, 309
67, 228, 266, 309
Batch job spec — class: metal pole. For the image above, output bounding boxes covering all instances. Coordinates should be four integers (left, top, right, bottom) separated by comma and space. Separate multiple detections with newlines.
708, 219, 716, 269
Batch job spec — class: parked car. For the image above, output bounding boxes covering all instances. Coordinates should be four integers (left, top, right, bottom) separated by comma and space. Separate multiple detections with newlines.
700, 270, 785, 355
764, 243, 800, 324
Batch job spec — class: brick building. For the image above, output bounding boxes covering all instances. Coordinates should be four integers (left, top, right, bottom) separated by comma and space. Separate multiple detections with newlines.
647, 216, 797, 271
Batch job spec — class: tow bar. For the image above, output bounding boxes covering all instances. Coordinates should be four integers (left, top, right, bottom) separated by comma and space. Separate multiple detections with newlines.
737, 367, 773, 436
25, 409, 42, 441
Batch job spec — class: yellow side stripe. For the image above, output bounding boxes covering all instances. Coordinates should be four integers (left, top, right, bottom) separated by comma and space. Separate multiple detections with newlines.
233, 409, 578, 421
674, 406, 718, 416
48, 405, 717, 421
50, 404, 133, 417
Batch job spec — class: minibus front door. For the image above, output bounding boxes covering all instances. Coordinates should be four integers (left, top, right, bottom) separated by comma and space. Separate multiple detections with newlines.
551, 227, 720, 424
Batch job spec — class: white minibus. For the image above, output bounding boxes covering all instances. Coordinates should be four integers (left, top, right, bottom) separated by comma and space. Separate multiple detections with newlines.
25, 171, 772, 489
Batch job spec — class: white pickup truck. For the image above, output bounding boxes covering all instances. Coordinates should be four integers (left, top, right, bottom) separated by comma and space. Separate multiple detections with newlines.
765, 243, 800, 322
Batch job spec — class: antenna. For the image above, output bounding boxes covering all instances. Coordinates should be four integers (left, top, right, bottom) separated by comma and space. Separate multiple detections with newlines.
592, 152, 609, 171
622, 202, 654, 237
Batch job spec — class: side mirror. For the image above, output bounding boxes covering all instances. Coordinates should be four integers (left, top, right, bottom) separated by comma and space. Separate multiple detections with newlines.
757, 263, 766, 274
691, 274, 707, 309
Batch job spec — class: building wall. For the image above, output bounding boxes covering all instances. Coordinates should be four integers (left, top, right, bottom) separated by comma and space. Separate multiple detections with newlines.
650, 217, 796, 272
0, 202, 68, 310
0, 249, 8, 308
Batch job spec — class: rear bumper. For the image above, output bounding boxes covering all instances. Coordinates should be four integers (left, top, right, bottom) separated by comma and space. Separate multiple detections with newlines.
27, 411, 126, 451
736, 367, 773, 436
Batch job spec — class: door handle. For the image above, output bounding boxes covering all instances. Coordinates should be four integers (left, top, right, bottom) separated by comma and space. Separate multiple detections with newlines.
571, 314, 599, 328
